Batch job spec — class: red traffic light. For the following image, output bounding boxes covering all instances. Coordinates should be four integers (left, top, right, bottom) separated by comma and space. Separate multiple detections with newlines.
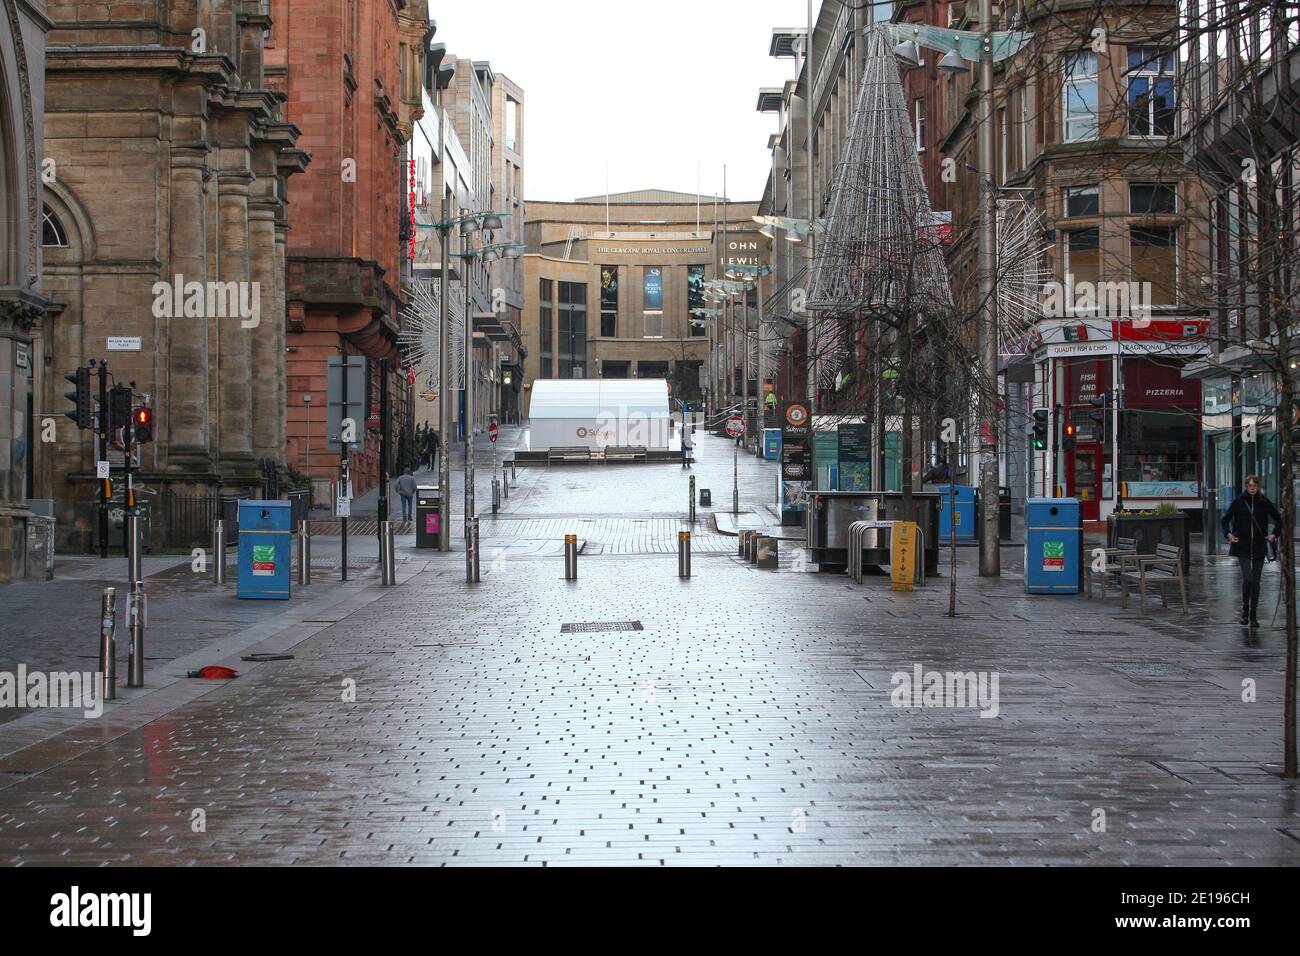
1064, 423, 1077, 438
133, 407, 152, 427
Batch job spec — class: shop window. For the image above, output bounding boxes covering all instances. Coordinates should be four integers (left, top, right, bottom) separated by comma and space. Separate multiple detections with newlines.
600, 266, 618, 338
1064, 186, 1099, 217
1127, 47, 1176, 137
1131, 226, 1177, 305
538, 279, 553, 378
1063, 51, 1099, 142
1129, 183, 1176, 214
1064, 228, 1100, 305
1119, 409, 1199, 484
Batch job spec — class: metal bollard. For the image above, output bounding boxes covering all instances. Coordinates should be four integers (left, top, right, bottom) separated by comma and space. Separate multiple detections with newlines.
510, 460, 517, 483
564, 534, 578, 581
467, 518, 481, 583
379, 520, 396, 586
492, 478, 501, 514
689, 476, 696, 525
678, 531, 692, 579
297, 520, 312, 586
127, 582, 145, 688
127, 513, 142, 588
738, 529, 748, 557
99, 588, 117, 702
213, 520, 227, 584
503, 473, 510, 500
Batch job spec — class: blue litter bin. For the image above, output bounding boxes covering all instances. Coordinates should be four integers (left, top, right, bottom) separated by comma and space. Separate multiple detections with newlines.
936, 485, 976, 542
763, 428, 782, 460
1024, 498, 1081, 594
237, 500, 292, 600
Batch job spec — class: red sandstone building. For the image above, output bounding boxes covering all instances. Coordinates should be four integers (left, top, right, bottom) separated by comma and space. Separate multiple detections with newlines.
267, 0, 427, 500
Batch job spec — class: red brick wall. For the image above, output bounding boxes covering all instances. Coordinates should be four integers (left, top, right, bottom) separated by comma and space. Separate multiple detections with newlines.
275, 0, 402, 279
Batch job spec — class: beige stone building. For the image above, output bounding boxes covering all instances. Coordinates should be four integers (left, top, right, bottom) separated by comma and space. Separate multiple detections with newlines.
523, 191, 764, 417
0, 0, 50, 581
39, 1, 307, 552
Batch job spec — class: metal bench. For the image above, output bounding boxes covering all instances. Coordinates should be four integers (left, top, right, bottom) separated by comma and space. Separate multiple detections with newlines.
547, 447, 592, 465
602, 446, 648, 463
1119, 543, 1188, 616
1084, 536, 1137, 599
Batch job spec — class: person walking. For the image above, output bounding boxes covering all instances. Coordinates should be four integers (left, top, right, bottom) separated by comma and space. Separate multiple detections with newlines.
394, 469, 418, 523
1221, 475, 1282, 627
426, 429, 440, 471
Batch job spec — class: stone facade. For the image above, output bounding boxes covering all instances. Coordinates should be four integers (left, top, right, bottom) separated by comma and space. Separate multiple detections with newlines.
37, 0, 308, 555
523, 193, 764, 416
0, 0, 50, 580
272, 0, 424, 500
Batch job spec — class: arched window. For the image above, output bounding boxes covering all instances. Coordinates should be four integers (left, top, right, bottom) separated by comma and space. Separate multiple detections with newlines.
42, 205, 69, 247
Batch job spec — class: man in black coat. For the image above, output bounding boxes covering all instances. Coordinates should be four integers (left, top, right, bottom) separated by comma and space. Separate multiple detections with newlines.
1221, 475, 1283, 626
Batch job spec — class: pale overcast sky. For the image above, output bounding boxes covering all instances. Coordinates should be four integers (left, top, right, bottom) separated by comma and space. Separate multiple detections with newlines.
432, 0, 806, 203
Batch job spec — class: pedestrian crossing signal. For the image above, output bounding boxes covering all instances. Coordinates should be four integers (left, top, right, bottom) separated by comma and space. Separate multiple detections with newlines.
132, 406, 154, 444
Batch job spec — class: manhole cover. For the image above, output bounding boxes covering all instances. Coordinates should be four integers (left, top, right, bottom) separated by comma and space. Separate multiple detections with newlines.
561, 621, 644, 633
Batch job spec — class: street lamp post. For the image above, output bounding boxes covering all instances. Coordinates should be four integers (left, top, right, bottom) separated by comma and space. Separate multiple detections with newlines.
976, 0, 1000, 577
430, 47, 455, 554
455, 216, 519, 584
889, 19, 1032, 578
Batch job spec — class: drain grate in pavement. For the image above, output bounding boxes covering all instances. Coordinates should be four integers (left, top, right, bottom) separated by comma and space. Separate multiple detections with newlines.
561, 621, 644, 634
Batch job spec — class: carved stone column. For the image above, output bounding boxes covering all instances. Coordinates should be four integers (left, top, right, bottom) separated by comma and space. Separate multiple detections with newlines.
166, 145, 212, 466
215, 168, 256, 475
247, 195, 279, 462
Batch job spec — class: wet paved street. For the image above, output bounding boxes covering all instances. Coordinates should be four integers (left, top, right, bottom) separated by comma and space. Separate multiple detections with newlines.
0, 429, 1298, 865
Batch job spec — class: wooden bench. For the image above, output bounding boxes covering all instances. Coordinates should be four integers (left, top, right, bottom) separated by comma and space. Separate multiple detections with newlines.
1084, 536, 1137, 599
547, 447, 592, 465
602, 446, 648, 463
1120, 544, 1188, 616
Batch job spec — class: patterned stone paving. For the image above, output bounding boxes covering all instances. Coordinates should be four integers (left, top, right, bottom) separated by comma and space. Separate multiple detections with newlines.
0, 430, 1297, 865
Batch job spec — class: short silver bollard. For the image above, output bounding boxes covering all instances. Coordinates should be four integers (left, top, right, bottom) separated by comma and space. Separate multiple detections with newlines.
127, 582, 145, 688
564, 534, 578, 581
99, 587, 117, 702
380, 520, 396, 586
689, 476, 696, 525
213, 520, 226, 585
678, 531, 692, 579
127, 513, 143, 588
511, 460, 517, 483
503, 473, 510, 500
297, 519, 312, 586
467, 518, 481, 583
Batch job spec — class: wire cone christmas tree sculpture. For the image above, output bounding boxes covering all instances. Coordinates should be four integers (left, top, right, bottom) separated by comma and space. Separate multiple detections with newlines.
398, 277, 466, 396
808, 23, 954, 391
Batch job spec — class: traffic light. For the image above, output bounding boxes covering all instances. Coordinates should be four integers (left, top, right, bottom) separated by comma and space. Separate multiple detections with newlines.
132, 405, 154, 444
63, 367, 91, 429
108, 385, 133, 446
1063, 422, 1078, 452
1031, 408, 1050, 450
1086, 392, 1107, 442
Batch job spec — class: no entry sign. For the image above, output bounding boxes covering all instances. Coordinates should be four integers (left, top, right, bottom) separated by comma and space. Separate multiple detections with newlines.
725, 416, 745, 438
488, 422, 499, 443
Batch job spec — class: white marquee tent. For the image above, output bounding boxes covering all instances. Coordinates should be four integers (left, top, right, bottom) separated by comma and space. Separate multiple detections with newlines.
528, 379, 672, 451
